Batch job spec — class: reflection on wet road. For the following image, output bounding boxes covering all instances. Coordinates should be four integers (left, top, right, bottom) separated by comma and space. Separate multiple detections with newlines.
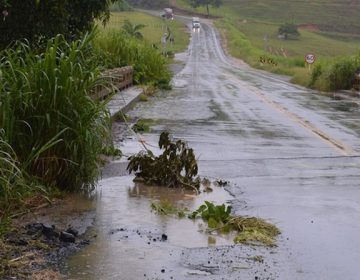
65, 20, 360, 279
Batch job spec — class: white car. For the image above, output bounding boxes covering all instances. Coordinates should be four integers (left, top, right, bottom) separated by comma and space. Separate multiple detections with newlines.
192, 17, 200, 30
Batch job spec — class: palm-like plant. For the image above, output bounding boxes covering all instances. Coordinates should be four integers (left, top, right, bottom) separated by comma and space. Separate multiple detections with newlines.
122, 19, 146, 39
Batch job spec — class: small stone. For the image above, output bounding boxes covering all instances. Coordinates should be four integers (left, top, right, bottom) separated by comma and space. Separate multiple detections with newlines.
25, 223, 43, 235
66, 227, 79, 237
161, 234, 168, 241
42, 224, 58, 239
59, 231, 75, 243
161, 269, 165, 273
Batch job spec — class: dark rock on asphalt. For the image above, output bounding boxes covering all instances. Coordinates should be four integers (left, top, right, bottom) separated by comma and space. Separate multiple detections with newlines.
42, 224, 59, 239
59, 231, 76, 243
66, 227, 79, 237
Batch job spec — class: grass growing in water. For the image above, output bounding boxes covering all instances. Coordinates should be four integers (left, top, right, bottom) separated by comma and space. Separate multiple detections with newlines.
150, 199, 281, 246
191, 201, 280, 246
151, 200, 188, 218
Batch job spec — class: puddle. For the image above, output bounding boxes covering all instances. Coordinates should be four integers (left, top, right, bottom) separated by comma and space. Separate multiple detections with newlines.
62, 175, 235, 279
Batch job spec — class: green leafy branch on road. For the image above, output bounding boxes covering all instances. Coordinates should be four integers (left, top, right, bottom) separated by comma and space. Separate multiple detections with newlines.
127, 132, 201, 191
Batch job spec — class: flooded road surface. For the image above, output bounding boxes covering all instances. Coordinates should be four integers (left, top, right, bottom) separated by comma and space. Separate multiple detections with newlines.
64, 21, 360, 279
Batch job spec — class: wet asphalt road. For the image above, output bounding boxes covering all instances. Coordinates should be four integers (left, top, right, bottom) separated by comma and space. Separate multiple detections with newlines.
65, 21, 360, 280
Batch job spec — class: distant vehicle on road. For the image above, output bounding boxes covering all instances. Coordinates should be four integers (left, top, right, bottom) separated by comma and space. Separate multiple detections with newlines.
192, 17, 200, 31
162, 8, 174, 20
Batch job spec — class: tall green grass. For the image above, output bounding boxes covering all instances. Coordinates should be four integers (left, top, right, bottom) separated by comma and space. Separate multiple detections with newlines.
0, 131, 28, 214
310, 54, 360, 91
0, 27, 173, 220
94, 29, 171, 88
0, 33, 111, 192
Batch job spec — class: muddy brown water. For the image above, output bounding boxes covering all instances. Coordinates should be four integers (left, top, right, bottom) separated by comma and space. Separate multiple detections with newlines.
62, 176, 239, 279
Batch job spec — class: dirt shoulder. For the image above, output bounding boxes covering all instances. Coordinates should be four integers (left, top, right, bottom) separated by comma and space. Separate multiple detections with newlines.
0, 195, 96, 279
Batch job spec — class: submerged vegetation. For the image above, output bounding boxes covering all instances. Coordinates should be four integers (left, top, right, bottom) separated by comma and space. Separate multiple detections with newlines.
151, 200, 281, 246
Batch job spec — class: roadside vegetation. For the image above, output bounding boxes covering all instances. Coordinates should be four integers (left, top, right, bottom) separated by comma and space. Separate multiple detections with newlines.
173, 0, 360, 91
0, 1, 190, 235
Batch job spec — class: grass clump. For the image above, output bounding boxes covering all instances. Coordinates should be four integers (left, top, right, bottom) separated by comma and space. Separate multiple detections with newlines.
310, 54, 360, 91
132, 119, 153, 133
150, 199, 281, 246
151, 200, 188, 218
127, 132, 200, 191
0, 33, 111, 191
190, 201, 280, 247
101, 144, 122, 157
231, 217, 281, 247
0, 32, 112, 220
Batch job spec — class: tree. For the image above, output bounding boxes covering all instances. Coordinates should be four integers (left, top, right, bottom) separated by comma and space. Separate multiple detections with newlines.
278, 23, 300, 39
0, 0, 116, 47
189, 0, 222, 16
122, 20, 145, 39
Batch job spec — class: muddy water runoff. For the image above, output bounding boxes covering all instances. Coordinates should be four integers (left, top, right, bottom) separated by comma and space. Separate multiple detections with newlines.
64, 20, 360, 280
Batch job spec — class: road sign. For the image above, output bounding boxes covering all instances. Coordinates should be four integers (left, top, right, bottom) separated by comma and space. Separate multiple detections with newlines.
305, 53, 316, 64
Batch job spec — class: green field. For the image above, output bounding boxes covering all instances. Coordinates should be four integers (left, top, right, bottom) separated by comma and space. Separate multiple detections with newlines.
175, 0, 360, 34
103, 11, 189, 54
174, 0, 360, 86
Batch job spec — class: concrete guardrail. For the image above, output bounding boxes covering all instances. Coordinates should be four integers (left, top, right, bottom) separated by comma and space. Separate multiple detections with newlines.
91, 66, 134, 100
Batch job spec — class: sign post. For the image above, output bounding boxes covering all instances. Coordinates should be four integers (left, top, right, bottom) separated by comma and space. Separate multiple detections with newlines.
305, 53, 316, 73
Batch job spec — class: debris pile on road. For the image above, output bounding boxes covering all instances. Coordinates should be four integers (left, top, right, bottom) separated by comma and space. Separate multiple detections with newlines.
127, 132, 201, 191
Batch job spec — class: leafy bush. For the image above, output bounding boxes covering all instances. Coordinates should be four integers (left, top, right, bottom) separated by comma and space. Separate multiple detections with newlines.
311, 55, 360, 91
278, 23, 300, 39
327, 58, 357, 90
0, 33, 111, 191
189, 201, 232, 228
127, 132, 200, 190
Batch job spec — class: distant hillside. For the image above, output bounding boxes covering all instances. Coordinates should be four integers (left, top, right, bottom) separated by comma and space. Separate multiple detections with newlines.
127, 0, 169, 9
223, 0, 360, 34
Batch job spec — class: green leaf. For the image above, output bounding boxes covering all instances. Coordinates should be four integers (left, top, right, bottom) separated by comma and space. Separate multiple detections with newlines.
208, 217, 218, 228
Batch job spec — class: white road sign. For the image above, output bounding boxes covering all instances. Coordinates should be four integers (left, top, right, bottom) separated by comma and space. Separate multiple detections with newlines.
305, 53, 316, 64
